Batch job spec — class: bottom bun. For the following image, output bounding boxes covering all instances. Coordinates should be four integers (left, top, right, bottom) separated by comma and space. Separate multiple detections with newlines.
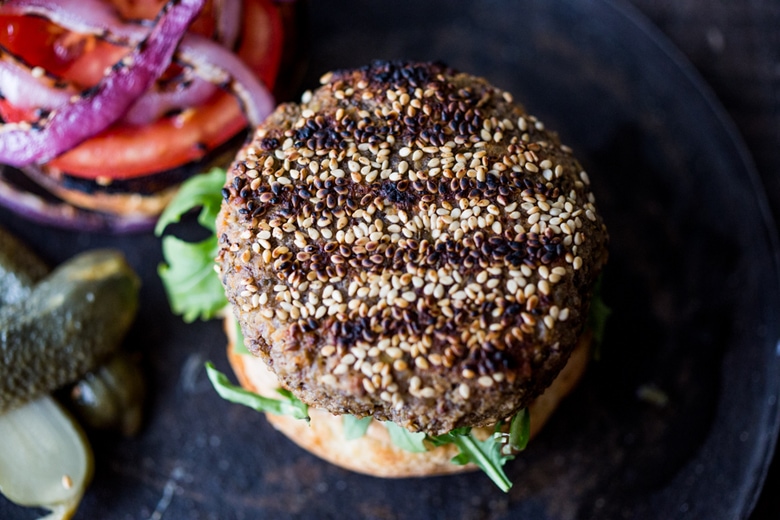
225, 316, 591, 478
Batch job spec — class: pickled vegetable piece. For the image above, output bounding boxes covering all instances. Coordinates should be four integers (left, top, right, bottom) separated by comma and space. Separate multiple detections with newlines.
0, 395, 93, 519
0, 249, 139, 412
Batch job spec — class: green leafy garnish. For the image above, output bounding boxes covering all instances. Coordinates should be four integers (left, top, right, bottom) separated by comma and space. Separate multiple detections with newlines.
385, 421, 428, 453
205, 363, 309, 421
507, 408, 531, 453
156, 169, 229, 323
158, 235, 226, 322
155, 167, 226, 235
429, 427, 513, 492
232, 315, 251, 355
342, 415, 373, 440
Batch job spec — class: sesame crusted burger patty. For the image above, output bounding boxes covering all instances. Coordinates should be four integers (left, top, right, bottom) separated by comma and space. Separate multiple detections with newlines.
216, 61, 608, 436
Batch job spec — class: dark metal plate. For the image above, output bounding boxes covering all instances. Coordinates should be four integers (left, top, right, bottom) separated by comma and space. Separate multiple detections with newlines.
2, 0, 779, 518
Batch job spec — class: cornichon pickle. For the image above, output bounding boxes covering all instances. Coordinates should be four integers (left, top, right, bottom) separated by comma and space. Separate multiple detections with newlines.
69, 352, 146, 436
0, 249, 140, 413
0, 226, 48, 307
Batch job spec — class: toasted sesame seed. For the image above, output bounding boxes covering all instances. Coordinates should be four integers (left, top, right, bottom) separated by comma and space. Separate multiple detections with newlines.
394, 359, 408, 371
462, 369, 476, 379
477, 376, 494, 387
420, 387, 436, 398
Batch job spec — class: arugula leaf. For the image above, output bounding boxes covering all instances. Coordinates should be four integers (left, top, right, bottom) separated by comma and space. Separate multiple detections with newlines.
587, 274, 611, 359
342, 415, 373, 440
158, 234, 227, 322
156, 168, 229, 323
232, 316, 251, 355
430, 427, 513, 492
154, 167, 226, 236
205, 363, 309, 421
384, 421, 428, 453
508, 408, 531, 452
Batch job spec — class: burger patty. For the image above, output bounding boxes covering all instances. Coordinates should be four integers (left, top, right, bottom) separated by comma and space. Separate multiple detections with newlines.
217, 61, 608, 435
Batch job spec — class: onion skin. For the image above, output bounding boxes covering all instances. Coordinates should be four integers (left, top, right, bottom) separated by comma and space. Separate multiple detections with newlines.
0, 0, 206, 167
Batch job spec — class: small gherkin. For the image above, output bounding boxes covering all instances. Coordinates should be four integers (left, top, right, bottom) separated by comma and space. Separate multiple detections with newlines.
0, 249, 140, 413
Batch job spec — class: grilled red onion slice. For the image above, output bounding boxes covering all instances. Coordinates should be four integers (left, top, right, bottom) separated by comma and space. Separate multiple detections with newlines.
177, 33, 273, 125
213, 0, 241, 50
3, 0, 241, 48
1, 0, 148, 45
122, 74, 218, 126
2, 0, 273, 127
0, 0, 205, 167
0, 48, 75, 109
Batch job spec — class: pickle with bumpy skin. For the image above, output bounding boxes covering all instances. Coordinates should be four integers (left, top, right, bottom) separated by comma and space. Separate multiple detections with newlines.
0, 249, 140, 413
0, 225, 48, 307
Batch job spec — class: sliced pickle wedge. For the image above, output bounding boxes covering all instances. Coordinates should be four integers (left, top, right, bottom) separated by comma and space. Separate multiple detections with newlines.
0, 395, 93, 519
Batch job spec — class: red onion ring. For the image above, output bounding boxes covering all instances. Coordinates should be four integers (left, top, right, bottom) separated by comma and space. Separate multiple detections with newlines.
122, 74, 218, 126
4, 0, 241, 49
0, 0, 206, 167
213, 0, 242, 50
177, 33, 274, 126
0, 48, 75, 109
1, 0, 148, 45
2, 0, 274, 127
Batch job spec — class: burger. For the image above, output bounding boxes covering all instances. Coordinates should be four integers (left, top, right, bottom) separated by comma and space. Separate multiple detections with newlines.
0, 0, 302, 232
157, 60, 609, 490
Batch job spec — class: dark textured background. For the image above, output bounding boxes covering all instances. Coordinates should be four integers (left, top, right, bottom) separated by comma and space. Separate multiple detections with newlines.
626, 2, 780, 518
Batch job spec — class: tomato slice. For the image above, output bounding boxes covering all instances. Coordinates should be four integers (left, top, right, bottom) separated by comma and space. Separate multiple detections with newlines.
0, 0, 286, 181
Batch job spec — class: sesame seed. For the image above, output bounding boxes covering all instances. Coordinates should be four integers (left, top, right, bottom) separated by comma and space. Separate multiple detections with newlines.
477, 376, 494, 387
462, 369, 476, 379
420, 387, 436, 398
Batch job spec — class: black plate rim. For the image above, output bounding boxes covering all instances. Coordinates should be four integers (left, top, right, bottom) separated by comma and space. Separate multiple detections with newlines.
601, 0, 780, 515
